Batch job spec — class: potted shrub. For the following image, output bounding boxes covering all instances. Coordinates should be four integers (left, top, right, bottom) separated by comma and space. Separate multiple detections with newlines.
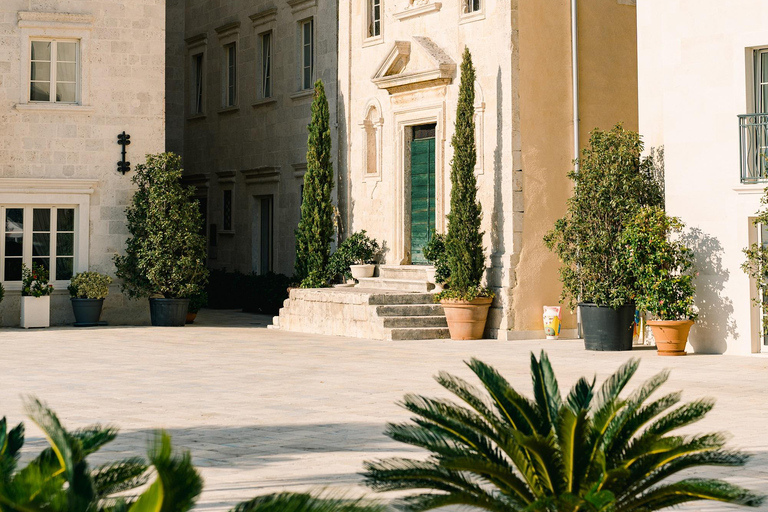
423, 229, 448, 292
68, 271, 113, 326
186, 291, 207, 324
544, 124, 663, 351
20, 263, 53, 328
326, 230, 380, 282
436, 48, 494, 340
113, 153, 209, 326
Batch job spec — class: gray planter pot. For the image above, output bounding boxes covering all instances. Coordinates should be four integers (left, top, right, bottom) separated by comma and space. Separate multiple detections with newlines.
149, 298, 190, 327
71, 298, 104, 326
579, 303, 635, 351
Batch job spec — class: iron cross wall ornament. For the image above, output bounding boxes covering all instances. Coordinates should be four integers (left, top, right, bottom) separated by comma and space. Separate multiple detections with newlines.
117, 131, 131, 174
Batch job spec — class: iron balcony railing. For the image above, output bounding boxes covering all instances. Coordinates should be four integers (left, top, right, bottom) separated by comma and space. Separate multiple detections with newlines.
740, 113, 768, 183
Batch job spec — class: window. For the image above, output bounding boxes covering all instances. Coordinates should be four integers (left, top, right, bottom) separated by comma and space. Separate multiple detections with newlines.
222, 189, 233, 231
261, 32, 272, 98
252, 196, 273, 274
224, 43, 237, 107
300, 19, 314, 90
740, 49, 768, 182
2, 206, 75, 282
463, 0, 481, 13
30, 40, 78, 103
368, 0, 381, 38
362, 103, 383, 177
191, 53, 204, 114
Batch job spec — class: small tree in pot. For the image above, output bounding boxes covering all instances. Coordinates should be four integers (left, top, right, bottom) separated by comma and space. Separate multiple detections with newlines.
544, 124, 663, 351
435, 48, 494, 340
327, 230, 380, 283
624, 206, 697, 356
68, 271, 113, 326
113, 152, 209, 326
20, 263, 53, 328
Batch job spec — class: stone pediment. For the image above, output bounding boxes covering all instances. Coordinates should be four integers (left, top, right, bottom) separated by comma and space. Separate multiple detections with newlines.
371, 37, 456, 94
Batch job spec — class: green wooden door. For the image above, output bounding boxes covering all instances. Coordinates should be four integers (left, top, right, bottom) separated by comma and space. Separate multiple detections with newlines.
410, 137, 435, 264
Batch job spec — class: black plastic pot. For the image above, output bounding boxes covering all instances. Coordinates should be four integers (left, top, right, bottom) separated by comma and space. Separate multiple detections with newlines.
71, 298, 104, 326
149, 298, 190, 326
579, 303, 635, 351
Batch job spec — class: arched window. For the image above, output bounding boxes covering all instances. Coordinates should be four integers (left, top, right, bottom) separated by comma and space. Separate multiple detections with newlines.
362, 101, 384, 177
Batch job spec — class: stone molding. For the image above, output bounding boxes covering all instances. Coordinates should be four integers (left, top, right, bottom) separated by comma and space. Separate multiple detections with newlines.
372, 37, 456, 94
292, 163, 307, 179
184, 33, 207, 46
250, 8, 278, 27
287, 0, 317, 14
241, 167, 281, 184
215, 170, 237, 184
17, 11, 94, 28
394, 2, 442, 21
0, 178, 98, 195
215, 21, 240, 38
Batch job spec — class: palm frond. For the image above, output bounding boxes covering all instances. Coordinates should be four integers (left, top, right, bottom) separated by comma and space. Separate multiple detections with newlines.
616, 478, 765, 511
71, 425, 119, 457
565, 377, 595, 414
145, 431, 202, 512
0, 418, 25, 484
556, 408, 591, 494
530, 352, 563, 433
91, 458, 149, 497
230, 492, 385, 512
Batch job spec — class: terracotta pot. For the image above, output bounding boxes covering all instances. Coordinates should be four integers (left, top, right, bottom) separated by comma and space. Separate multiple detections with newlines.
648, 319, 694, 356
186, 312, 197, 324
350, 264, 375, 279
440, 296, 493, 340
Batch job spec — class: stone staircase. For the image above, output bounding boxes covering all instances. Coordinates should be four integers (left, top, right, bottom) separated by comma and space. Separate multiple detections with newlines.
271, 265, 450, 340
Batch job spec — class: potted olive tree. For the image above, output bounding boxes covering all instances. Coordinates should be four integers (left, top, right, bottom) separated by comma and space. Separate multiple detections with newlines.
68, 271, 113, 326
436, 48, 494, 340
20, 263, 53, 328
624, 206, 697, 356
544, 124, 663, 351
113, 153, 209, 326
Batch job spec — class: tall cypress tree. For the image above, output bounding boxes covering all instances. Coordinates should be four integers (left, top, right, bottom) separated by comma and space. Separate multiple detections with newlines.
443, 48, 487, 299
295, 80, 334, 288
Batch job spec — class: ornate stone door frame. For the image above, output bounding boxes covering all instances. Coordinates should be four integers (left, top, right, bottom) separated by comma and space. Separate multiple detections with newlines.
392, 102, 446, 264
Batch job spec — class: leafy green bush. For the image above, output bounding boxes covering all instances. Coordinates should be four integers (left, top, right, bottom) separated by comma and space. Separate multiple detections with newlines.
0, 283, 5, 304
624, 206, 697, 320
423, 230, 449, 284
437, 48, 492, 302
544, 125, 663, 309
295, 80, 335, 289
21, 263, 53, 297
188, 290, 208, 313
326, 231, 380, 283
68, 272, 113, 299
743, 186, 768, 337
113, 152, 209, 300
364, 351, 764, 511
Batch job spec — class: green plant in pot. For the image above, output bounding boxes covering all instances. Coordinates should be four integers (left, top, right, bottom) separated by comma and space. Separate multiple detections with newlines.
68, 271, 113, 326
423, 229, 449, 292
186, 291, 207, 324
742, 185, 768, 346
624, 206, 697, 356
435, 48, 494, 340
113, 152, 209, 326
544, 124, 663, 351
20, 263, 53, 329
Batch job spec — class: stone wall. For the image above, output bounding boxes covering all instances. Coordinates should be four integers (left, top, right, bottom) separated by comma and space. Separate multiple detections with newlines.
0, 0, 166, 326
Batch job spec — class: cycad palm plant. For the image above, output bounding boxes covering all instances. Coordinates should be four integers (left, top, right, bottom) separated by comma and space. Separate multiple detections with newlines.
364, 352, 764, 511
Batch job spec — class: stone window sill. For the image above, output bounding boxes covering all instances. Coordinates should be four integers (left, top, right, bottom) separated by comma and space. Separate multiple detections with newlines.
218, 229, 235, 235
187, 113, 207, 121
363, 35, 384, 48
15, 103, 94, 114
218, 106, 240, 115
459, 11, 485, 24
290, 89, 314, 101
252, 97, 278, 107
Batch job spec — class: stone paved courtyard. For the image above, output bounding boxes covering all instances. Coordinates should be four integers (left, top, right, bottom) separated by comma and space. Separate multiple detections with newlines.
2, 309, 768, 510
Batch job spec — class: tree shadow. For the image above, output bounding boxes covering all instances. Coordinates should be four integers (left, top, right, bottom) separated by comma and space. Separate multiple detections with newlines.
679, 227, 737, 354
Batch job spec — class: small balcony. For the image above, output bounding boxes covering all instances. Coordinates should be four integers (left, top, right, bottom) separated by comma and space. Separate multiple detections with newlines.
739, 113, 768, 183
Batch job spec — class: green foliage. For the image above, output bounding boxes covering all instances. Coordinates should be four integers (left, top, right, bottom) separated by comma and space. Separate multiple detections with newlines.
231, 493, 385, 512
21, 263, 53, 297
364, 351, 764, 511
326, 231, 380, 282
295, 80, 335, 289
113, 153, 209, 300
544, 125, 664, 309
742, 185, 768, 337
68, 272, 113, 300
441, 48, 489, 302
623, 207, 697, 320
423, 230, 449, 284
188, 291, 208, 314
0, 283, 5, 304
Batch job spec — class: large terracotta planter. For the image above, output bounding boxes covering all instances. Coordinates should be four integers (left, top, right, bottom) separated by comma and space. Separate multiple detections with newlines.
648, 319, 694, 356
440, 296, 493, 340
350, 264, 375, 280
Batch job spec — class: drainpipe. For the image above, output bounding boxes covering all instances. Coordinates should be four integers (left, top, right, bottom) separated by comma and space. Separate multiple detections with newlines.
571, 0, 582, 337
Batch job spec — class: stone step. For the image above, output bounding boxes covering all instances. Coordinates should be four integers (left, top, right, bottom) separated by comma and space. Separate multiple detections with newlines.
368, 293, 438, 305
376, 304, 444, 316
378, 265, 431, 280
357, 277, 433, 293
382, 316, 448, 328
388, 327, 451, 341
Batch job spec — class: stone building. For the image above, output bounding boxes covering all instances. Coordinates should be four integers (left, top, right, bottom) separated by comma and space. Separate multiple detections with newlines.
638, 0, 768, 354
0, 0, 166, 326
166, 0, 338, 278
328, 0, 640, 338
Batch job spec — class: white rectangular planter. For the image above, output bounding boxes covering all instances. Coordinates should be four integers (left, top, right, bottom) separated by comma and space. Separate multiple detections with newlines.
20, 296, 50, 328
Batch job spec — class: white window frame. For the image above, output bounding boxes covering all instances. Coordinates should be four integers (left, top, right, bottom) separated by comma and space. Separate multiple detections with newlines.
366, 0, 382, 40
16, 11, 93, 113
754, 48, 768, 113
260, 31, 273, 99
299, 18, 314, 91
459, 0, 485, 23
29, 39, 80, 104
0, 178, 96, 290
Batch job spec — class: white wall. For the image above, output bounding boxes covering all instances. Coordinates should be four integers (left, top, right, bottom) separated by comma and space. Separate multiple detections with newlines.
638, 0, 768, 353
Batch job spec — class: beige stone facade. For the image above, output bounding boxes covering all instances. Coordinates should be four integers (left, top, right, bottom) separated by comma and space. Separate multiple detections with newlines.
338, 0, 640, 338
166, 0, 338, 278
0, 0, 166, 326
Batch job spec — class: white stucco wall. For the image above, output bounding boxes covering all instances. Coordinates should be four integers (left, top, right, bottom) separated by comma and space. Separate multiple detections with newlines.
638, 0, 768, 354
0, 0, 166, 326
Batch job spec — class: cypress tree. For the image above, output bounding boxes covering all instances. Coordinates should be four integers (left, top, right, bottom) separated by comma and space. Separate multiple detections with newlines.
295, 80, 335, 288
442, 48, 487, 300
